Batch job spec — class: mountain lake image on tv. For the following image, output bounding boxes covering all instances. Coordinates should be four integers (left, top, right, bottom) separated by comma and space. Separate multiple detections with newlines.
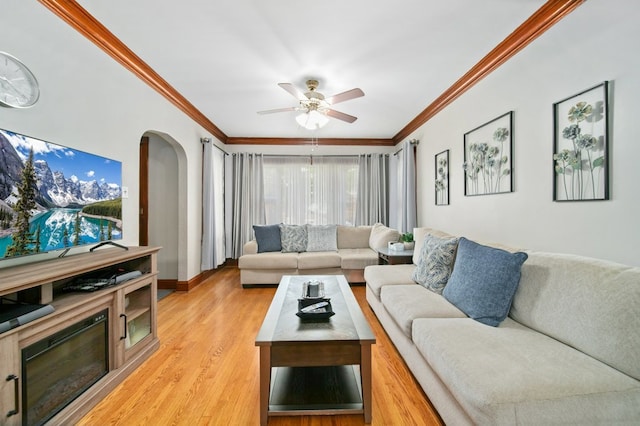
0, 128, 122, 260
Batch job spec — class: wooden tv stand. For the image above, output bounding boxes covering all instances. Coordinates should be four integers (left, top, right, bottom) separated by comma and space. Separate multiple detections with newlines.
0, 246, 160, 425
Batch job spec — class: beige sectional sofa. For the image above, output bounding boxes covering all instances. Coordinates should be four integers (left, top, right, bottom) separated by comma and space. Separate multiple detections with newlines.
365, 227, 640, 425
239, 223, 399, 286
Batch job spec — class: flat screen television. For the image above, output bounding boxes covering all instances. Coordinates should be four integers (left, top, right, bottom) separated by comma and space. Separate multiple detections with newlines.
0, 127, 122, 260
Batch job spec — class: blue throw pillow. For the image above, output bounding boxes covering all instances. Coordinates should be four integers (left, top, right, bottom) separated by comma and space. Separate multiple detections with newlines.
443, 237, 528, 327
253, 224, 282, 253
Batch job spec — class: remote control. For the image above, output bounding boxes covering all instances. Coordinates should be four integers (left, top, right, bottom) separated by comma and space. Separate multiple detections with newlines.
300, 301, 329, 313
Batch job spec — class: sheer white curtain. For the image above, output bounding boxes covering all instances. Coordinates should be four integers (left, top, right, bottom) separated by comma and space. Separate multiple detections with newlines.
355, 154, 389, 225
311, 156, 360, 225
226, 153, 264, 258
201, 142, 226, 270
263, 156, 359, 225
263, 156, 309, 224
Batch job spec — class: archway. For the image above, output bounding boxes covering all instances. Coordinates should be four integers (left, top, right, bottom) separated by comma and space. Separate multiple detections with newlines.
140, 131, 188, 286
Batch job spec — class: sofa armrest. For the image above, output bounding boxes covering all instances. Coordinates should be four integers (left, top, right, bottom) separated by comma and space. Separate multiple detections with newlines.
369, 223, 400, 250
243, 240, 258, 255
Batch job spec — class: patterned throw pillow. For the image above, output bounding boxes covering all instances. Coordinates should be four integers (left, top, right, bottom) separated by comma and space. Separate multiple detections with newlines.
412, 234, 459, 294
279, 224, 308, 252
306, 224, 338, 252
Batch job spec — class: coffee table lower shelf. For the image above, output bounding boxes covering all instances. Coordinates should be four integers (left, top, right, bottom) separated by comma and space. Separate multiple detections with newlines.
269, 365, 364, 416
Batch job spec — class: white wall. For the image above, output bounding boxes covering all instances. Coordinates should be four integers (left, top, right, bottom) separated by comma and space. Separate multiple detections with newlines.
0, 2, 222, 279
412, 0, 640, 266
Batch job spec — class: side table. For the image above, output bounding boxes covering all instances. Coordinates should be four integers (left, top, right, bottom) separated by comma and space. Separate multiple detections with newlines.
377, 247, 414, 265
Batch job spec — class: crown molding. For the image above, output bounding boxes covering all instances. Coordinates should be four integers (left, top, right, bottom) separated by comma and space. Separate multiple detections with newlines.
38, 0, 228, 143
392, 0, 586, 143
226, 137, 394, 146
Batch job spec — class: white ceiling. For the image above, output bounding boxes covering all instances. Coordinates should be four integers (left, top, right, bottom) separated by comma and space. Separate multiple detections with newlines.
78, 0, 545, 140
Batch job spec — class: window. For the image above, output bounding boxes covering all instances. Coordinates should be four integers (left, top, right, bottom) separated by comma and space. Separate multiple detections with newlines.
263, 156, 359, 225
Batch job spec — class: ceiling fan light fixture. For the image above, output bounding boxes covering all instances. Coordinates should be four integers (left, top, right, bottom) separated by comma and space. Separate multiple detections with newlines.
259, 79, 364, 129
296, 110, 329, 130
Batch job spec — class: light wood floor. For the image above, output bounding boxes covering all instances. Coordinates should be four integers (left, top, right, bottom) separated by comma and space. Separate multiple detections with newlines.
77, 268, 444, 425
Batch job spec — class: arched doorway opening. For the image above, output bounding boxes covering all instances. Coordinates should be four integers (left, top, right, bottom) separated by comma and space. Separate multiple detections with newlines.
139, 132, 187, 287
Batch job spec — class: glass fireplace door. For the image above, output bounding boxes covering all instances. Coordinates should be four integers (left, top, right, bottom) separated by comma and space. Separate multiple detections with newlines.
22, 309, 108, 426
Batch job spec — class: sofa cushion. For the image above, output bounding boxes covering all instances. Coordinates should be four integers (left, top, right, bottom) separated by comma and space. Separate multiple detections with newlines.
368, 223, 400, 250
252, 224, 281, 253
443, 237, 528, 327
305, 224, 338, 252
339, 248, 378, 269
412, 317, 640, 425
412, 233, 459, 294
279, 224, 307, 252
337, 225, 371, 249
297, 251, 341, 269
511, 251, 640, 381
237, 252, 298, 269
364, 264, 416, 298
380, 285, 466, 337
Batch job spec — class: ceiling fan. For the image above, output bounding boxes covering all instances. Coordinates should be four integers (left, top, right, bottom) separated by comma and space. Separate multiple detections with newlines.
258, 79, 364, 130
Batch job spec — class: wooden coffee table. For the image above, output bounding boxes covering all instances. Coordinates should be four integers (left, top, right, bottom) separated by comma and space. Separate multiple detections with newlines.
255, 275, 375, 425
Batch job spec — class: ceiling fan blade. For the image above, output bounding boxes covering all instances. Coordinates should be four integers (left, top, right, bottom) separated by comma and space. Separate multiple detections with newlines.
325, 88, 364, 105
278, 83, 307, 101
257, 107, 298, 115
325, 108, 358, 123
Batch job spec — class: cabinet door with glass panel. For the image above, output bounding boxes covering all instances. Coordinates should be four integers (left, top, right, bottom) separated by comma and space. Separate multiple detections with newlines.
115, 277, 157, 366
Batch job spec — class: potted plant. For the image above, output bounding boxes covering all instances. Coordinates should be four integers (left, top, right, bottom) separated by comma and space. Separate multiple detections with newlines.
400, 232, 414, 250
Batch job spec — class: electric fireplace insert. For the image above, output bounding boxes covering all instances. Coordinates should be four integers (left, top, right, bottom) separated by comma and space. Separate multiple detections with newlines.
21, 309, 109, 425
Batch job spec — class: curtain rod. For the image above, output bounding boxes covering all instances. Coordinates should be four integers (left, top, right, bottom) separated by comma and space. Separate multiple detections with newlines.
393, 138, 420, 156
200, 138, 229, 155
261, 154, 388, 158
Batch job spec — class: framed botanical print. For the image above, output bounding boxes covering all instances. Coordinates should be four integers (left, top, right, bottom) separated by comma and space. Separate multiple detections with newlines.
463, 111, 513, 196
553, 81, 609, 201
435, 150, 449, 205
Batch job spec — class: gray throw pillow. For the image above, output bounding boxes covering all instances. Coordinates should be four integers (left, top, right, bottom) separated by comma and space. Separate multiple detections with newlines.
279, 224, 308, 252
306, 224, 338, 252
252, 224, 281, 253
412, 234, 459, 294
443, 237, 528, 327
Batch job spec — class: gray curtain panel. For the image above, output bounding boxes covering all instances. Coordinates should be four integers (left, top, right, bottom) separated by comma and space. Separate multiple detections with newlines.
355, 153, 389, 226
228, 153, 265, 258
401, 140, 417, 233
